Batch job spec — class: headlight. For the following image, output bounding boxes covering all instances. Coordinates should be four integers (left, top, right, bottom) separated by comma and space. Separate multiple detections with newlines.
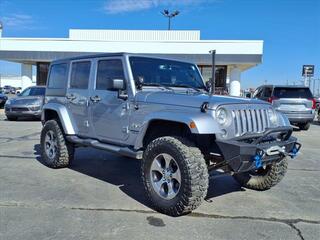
28, 98, 42, 106
268, 108, 278, 125
216, 108, 229, 126
5, 99, 11, 105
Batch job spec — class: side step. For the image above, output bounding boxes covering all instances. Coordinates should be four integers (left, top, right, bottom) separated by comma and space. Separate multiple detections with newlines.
66, 136, 143, 159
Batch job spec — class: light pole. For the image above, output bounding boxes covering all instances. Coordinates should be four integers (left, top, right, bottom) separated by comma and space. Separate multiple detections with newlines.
161, 9, 180, 30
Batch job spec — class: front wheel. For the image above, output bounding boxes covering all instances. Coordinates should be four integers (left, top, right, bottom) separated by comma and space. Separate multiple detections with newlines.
6, 116, 17, 121
233, 157, 288, 191
141, 136, 209, 216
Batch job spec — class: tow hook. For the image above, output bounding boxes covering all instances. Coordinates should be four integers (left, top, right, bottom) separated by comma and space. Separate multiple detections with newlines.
252, 150, 265, 169
288, 143, 302, 159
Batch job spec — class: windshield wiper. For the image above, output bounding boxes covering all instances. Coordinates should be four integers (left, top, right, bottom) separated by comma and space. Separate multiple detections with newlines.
141, 83, 174, 91
165, 84, 204, 92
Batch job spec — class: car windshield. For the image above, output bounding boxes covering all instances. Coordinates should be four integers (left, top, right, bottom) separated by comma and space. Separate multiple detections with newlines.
20, 87, 46, 97
129, 57, 206, 90
273, 87, 313, 99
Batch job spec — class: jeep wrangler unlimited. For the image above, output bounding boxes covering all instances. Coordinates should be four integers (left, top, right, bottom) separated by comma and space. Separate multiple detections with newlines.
40, 53, 300, 216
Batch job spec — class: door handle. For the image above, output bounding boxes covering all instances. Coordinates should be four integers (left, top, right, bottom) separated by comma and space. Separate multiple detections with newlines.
66, 94, 76, 100
90, 95, 101, 103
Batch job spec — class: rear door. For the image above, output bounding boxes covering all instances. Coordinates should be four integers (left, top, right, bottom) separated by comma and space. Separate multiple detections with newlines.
272, 87, 314, 113
66, 60, 92, 137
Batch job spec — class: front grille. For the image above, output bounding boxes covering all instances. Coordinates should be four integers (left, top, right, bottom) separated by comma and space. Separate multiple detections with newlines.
231, 108, 271, 136
11, 107, 30, 112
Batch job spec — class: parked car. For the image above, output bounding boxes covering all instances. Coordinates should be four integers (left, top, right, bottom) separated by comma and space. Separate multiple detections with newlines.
40, 53, 300, 216
10, 87, 17, 94
0, 90, 8, 108
253, 85, 316, 130
4, 86, 46, 120
3, 85, 12, 94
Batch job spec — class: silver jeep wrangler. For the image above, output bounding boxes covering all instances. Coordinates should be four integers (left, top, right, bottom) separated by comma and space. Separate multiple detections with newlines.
40, 53, 300, 216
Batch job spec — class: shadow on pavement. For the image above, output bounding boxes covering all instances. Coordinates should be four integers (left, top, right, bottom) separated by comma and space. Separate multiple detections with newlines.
34, 144, 243, 210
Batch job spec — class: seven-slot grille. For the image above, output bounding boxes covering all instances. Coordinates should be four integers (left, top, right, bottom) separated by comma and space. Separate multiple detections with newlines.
231, 108, 271, 136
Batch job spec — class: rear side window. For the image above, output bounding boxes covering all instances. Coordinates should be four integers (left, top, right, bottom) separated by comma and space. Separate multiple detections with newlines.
96, 59, 125, 90
48, 63, 68, 89
70, 61, 91, 89
273, 87, 313, 99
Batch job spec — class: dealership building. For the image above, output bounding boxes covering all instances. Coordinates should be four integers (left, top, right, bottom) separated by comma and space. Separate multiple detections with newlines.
0, 27, 263, 96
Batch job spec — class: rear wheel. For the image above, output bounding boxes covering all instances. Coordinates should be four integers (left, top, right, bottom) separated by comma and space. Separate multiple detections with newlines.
233, 157, 288, 191
40, 120, 74, 168
299, 122, 310, 130
142, 136, 208, 216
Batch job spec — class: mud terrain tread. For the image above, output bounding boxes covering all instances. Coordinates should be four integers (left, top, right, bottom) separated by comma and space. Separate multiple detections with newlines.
233, 157, 288, 191
142, 136, 208, 216
40, 120, 74, 168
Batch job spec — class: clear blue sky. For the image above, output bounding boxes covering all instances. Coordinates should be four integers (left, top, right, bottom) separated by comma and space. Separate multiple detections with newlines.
0, 0, 319, 89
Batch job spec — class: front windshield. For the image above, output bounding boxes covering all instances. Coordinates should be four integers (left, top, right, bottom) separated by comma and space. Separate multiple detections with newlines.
129, 57, 205, 89
20, 87, 46, 97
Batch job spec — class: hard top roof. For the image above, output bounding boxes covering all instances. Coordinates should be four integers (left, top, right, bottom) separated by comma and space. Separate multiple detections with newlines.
50, 52, 195, 65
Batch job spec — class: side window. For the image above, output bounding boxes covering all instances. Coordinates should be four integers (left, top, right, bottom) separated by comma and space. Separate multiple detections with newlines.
263, 87, 272, 98
96, 59, 125, 90
48, 63, 68, 89
253, 88, 262, 98
70, 61, 91, 89
20, 88, 31, 96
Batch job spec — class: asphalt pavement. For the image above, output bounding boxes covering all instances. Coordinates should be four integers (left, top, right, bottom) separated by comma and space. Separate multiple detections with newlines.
0, 109, 319, 240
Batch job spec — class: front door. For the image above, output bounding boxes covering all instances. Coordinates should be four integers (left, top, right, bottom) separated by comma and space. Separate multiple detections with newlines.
66, 60, 92, 136
89, 58, 130, 143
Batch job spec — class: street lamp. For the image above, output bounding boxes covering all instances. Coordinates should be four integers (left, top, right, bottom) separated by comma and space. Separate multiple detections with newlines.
161, 9, 180, 30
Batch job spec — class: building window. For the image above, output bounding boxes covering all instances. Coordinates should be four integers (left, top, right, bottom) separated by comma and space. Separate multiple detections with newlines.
36, 62, 50, 86
198, 65, 227, 94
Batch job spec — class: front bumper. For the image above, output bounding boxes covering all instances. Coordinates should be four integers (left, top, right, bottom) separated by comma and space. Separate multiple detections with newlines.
216, 126, 300, 173
5, 105, 42, 118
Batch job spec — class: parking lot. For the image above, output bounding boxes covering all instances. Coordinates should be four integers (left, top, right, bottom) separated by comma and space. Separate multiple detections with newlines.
0, 109, 319, 240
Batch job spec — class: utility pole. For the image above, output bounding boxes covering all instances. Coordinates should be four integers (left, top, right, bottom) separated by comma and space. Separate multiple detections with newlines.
161, 9, 180, 30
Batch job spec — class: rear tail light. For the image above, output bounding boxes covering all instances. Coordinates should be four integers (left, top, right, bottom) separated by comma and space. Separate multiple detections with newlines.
308, 98, 316, 109
267, 96, 278, 103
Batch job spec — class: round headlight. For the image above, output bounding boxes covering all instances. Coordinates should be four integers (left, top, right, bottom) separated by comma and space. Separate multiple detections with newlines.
216, 108, 229, 126
268, 108, 278, 125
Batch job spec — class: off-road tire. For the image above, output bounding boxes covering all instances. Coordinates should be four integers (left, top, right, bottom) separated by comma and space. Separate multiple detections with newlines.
233, 157, 288, 191
141, 136, 209, 216
299, 122, 310, 131
7, 116, 17, 121
40, 120, 74, 168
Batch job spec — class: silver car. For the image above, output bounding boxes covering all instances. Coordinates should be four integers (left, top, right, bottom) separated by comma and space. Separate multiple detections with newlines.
5, 86, 46, 121
253, 85, 316, 130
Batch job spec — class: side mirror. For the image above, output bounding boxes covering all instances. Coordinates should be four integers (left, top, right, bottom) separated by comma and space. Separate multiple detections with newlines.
112, 79, 128, 100
112, 79, 125, 90
205, 81, 212, 92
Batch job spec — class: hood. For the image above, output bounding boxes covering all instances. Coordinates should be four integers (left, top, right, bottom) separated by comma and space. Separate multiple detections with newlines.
9, 95, 44, 105
135, 90, 267, 109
